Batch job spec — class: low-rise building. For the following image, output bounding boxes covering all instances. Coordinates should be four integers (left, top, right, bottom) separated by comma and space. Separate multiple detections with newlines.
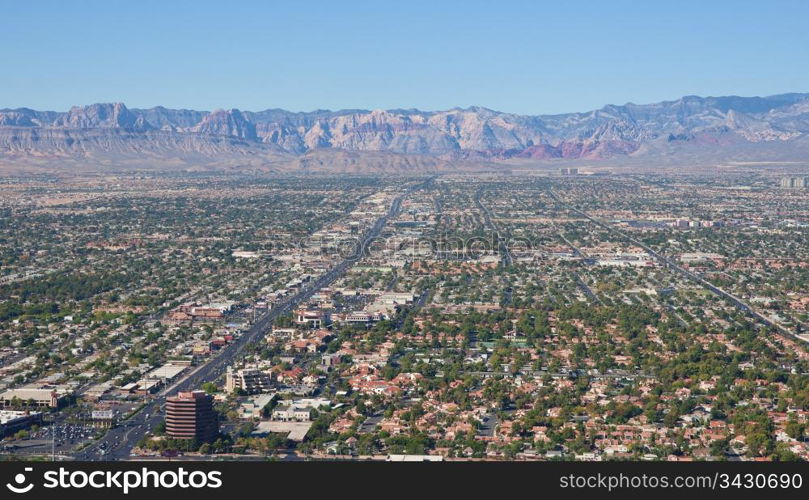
0, 410, 42, 436
225, 367, 274, 394
272, 405, 313, 422
0, 386, 71, 408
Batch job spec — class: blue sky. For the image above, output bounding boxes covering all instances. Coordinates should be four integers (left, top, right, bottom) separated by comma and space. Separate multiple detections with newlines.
2, 0, 807, 114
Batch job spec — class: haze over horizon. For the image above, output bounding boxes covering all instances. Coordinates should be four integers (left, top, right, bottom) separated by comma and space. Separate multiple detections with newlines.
3, 0, 808, 115
4, 90, 809, 116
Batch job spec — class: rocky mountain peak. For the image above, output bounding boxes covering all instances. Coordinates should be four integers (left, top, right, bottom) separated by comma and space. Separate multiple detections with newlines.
53, 102, 150, 131
191, 108, 257, 140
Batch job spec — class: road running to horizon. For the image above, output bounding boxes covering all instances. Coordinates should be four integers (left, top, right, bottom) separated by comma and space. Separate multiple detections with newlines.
73, 182, 431, 461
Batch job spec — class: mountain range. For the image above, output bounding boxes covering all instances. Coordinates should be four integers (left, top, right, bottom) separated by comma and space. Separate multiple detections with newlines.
3, 93, 809, 173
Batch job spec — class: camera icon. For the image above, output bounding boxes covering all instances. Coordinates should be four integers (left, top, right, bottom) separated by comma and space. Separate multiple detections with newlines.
6, 467, 34, 494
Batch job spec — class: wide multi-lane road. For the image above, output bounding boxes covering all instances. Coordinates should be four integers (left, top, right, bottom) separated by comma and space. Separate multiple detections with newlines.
75, 185, 416, 461
474, 186, 513, 267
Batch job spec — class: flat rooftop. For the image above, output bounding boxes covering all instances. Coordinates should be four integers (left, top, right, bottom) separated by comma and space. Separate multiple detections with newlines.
252, 421, 312, 442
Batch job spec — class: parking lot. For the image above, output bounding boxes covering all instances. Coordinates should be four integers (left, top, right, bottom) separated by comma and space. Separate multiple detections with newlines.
0, 423, 101, 458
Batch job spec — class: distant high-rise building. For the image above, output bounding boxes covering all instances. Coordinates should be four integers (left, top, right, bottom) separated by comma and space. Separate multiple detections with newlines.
165, 390, 217, 442
780, 176, 808, 188
560, 168, 579, 176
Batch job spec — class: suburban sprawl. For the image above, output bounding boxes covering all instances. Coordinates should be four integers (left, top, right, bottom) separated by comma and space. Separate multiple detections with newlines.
1, 167, 808, 462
